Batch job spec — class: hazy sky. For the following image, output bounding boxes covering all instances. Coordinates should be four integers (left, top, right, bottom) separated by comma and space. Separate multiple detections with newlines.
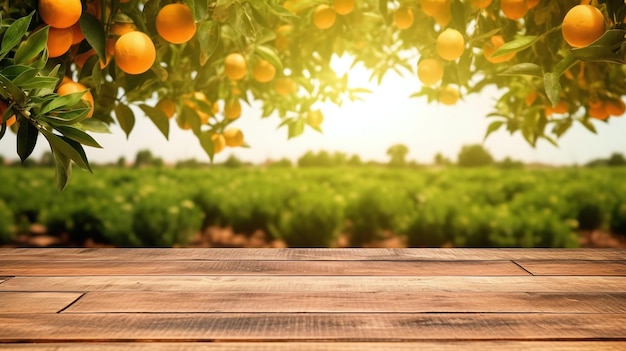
1, 57, 625, 165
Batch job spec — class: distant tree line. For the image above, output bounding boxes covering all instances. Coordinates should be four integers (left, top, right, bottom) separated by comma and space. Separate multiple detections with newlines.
2, 146, 624, 169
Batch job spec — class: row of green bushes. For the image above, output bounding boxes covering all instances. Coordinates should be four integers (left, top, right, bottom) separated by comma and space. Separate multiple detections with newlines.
1, 167, 625, 247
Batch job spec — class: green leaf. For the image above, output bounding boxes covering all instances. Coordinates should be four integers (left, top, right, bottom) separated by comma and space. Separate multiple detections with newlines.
14, 26, 49, 65
267, 2, 297, 17
40, 107, 91, 125
571, 29, 626, 63
139, 104, 170, 140
19, 76, 59, 90
543, 72, 561, 107
115, 103, 135, 138
288, 118, 305, 139
181, 104, 201, 137
79, 12, 107, 62
40, 128, 92, 172
552, 118, 573, 137
76, 118, 112, 133
484, 120, 504, 141
54, 125, 102, 148
53, 150, 72, 191
0, 73, 27, 105
0, 12, 34, 59
255, 45, 283, 71
492, 35, 539, 58
197, 21, 220, 66
199, 130, 215, 161
17, 118, 38, 162
578, 118, 597, 134
11, 66, 38, 86
40, 92, 87, 115
500, 63, 542, 78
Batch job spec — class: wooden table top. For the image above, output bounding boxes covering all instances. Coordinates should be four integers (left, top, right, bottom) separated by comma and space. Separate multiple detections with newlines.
0, 248, 624, 350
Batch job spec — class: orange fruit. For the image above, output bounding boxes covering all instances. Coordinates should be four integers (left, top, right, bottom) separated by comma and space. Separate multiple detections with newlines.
438, 85, 460, 105
155, 3, 197, 44
275, 77, 297, 96
393, 7, 414, 29
47, 27, 73, 58
589, 102, 609, 120
0, 100, 16, 127
70, 21, 84, 44
156, 98, 176, 118
74, 48, 110, 68
417, 58, 444, 86
525, 90, 538, 106
114, 31, 156, 75
224, 53, 247, 80
306, 109, 324, 128
471, 0, 493, 9
606, 99, 626, 116
252, 59, 276, 83
110, 21, 136, 37
39, 0, 82, 28
545, 100, 568, 116
333, 0, 355, 15
501, 0, 528, 20
562, 4, 606, 48
434, 10, 452, 27
483, 35, 516, 63
313, 4, 336, 29
224, 99, 242, 120
421, 0, 450, 17
275, 25, 292, 51
224, 128, 244, 147
57, 80, 94, 118
212, 133, 226, 153
526, 0, 540, 9
436, 29, 465, 61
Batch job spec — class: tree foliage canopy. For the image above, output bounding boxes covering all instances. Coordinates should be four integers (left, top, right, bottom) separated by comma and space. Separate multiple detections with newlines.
1, 0, 625, 189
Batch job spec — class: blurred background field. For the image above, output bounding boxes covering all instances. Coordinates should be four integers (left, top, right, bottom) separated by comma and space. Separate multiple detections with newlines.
1, 148, 625, 249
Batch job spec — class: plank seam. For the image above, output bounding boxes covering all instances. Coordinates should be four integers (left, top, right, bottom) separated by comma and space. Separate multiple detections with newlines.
57, 293, 87, 314
512, 261, 534, 276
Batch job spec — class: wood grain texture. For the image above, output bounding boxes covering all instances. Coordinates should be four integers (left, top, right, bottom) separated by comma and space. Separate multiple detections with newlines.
1, 248, 624, 261
0, 292, 82, 313
0, 260, 528, 276
2, 342, 626, 351
64, 291, 626, 313
516, 260, 626, 276
0, 313, 624, 341
2, 276, 624, 293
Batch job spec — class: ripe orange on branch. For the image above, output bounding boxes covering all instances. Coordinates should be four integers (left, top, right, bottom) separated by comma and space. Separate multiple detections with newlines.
483, 35, 516, 63
313, 4, 336, 29
393, 7, 414, 29
224, 128, 244, 147
421, 0, 450, 17
417, 58, 444, 86
224, 53, 248, 80
333, 0, 355, 15
436, 29, 465, 61
46, 27, 73, 58
156, 3, 197, 44
252, 60, 276, 83
38, 0, 82, 28
57, 80, 94, 118
562, 4, 606, 48
114, 31, 156, 75
438, 85, 460, 105
501, 0, 528, 20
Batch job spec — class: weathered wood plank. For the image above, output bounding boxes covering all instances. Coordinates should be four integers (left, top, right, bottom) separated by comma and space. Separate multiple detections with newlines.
64, 291, 626, 313
3, 276, 624, 293
0, 260, 528, 276
1, 248, 624, 261
2, 342, 626, 351
0, 313, 624, 341
2, 248, 626, 261
516, 260, 626, 276
0, 292, 82, 313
